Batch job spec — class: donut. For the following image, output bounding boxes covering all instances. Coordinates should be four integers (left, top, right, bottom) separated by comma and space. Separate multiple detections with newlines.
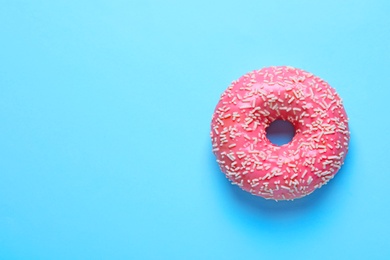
210, 66, 350, 200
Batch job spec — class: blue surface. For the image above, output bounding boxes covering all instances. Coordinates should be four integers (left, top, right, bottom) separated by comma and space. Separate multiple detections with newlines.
266, 120, 296, 146
1, 1, 389, 259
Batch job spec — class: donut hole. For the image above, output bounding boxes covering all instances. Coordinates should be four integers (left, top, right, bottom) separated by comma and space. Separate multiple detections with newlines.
266, 119, 295, 146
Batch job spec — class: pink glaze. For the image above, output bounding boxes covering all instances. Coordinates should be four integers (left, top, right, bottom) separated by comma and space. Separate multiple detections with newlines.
210, 66, 350, 200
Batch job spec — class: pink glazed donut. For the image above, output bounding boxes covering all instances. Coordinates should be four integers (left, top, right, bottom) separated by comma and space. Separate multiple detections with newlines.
210, 66, 350, 200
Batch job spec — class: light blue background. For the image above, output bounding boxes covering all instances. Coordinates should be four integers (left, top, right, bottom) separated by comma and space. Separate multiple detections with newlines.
1, 1, 389, 259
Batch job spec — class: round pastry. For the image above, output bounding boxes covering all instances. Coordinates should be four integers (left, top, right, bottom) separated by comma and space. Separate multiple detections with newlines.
210, 66, 350, 200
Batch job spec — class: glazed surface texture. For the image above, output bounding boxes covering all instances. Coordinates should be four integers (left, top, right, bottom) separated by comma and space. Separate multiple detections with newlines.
211, 66, 350, 200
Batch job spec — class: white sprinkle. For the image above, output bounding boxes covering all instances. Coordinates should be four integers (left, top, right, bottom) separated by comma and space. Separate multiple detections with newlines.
307, 176, 313, 185
309, 88, 314, 98
323, 130, 335, 135
239, 103, 252, 109
236, 152, 246, 159
319, 101, 327, 110
293, 90, 300, 99
302, 169, 307, 178
223, 113, 231, 119
227, 153, 236, 161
